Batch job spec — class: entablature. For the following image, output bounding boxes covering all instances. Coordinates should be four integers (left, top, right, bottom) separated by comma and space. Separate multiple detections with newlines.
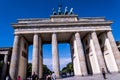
14, 25, 112, 35
12, 21, 112, 29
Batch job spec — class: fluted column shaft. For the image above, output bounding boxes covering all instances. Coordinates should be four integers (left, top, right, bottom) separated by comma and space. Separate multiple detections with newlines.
39, 37, 43, 78
32, 34, 39, 75
2, 54, 8, 79
91, 31, 106, 73
9, 35, 20, 80
107, 31, 120, 71
75, 32, 87, 75
52, 33, 60, 78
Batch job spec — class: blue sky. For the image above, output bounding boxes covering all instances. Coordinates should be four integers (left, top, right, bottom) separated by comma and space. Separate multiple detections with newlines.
0, 0, 120, 70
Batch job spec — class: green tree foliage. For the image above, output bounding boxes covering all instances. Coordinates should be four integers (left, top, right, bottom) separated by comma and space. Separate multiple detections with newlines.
0, 61, 3, 77
26, 63, 32, 77
0, 61, 3, 69
26, 63, 51, 78
62, 67, 67, 74
66, 62, 73, 73
61, 62, 73, 75
43, 65, 52, 77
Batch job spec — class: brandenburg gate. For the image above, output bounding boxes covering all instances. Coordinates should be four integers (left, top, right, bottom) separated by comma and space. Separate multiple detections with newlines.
9, 10, 120, 79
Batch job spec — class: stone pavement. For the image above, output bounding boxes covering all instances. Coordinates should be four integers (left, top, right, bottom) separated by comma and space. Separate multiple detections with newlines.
57, 73, 120, 80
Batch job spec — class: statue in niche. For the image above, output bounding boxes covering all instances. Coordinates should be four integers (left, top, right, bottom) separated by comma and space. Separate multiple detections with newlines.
69, 8, 74, 15
64, 6, 68, 15
52, 8, 57, 15
58, 5, 62, 15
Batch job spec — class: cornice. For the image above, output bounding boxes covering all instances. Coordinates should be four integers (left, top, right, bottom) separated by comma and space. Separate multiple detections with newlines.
12, 21, 113, 28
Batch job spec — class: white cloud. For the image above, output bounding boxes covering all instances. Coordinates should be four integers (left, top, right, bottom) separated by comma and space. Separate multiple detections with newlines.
43, 58, 52, 66
60, 58, 71, 65
28, 57, 71, 70
43, 58, 71, 70
28, 60, 32, 63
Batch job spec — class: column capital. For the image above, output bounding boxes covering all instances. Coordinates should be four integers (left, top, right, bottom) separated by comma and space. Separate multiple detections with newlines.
34, 33, 39, 35
14, 34, 22, 37
34, 33, 42, 38
75, 32, 80, 35
103, 30, 112, 35
33, 33, 39, 36
52, 32, 57, 35
53, 32, 56, 33
90, 31, 97, 35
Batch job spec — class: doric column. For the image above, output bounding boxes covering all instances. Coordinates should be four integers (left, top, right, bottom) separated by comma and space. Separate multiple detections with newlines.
52, 33, 60, 78
2, 54, 8, 79
75, 32, 87, 75
9, 35, 20, 80
70, 39, 74, 70
39, 36, 43, 79
32, 34, 39, 75
17, 37, 28, 80
107, 31, 120, 71
91, 31, 106, 73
